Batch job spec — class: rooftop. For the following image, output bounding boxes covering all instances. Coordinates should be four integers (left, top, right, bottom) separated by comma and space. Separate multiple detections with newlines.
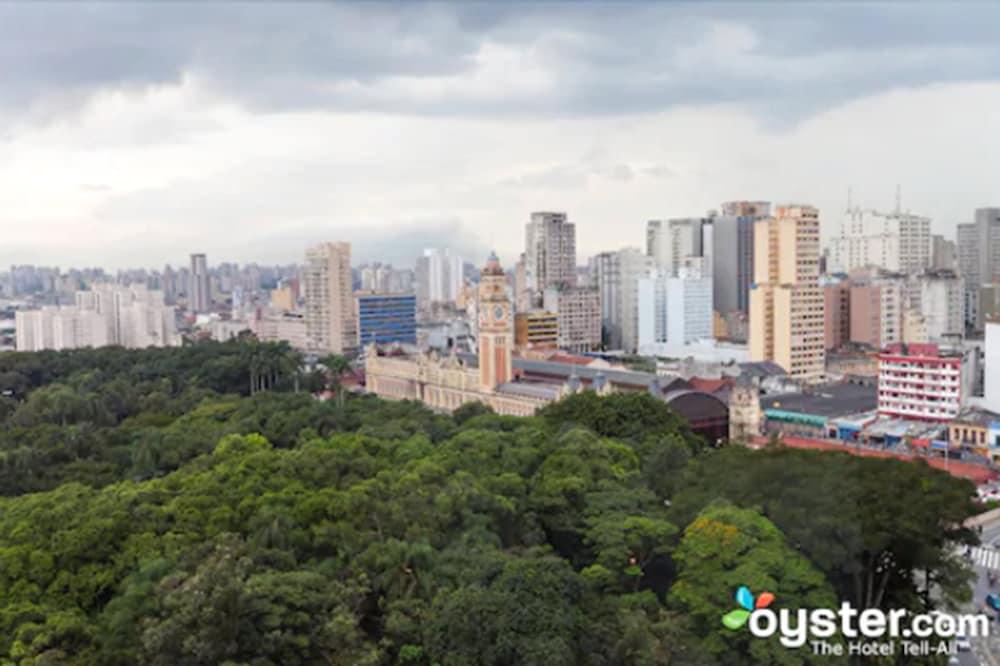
762, 381, 878, 419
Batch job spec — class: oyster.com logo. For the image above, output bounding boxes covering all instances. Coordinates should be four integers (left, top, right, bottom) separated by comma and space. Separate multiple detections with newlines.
722, 585, 774, 630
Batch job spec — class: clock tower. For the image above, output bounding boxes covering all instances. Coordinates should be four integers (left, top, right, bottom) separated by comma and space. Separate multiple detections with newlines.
478, 252, 513, 390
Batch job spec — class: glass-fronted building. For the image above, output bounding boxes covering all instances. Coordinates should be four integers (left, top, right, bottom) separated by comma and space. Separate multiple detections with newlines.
356, 293, 417, 346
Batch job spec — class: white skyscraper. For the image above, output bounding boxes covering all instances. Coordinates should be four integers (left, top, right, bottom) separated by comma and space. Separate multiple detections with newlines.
637, 259, 713, 356
15, 284, 177, 351
828, 206, 931, 275
415, 248, 463, 306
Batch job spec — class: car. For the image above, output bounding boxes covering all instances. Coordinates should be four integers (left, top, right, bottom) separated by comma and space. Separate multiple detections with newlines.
987, 592, 1000, 612
955, 634, 971, 652
992, 537, 1000, 549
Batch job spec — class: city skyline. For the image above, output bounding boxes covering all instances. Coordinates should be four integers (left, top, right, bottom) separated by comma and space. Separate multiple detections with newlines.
1, 3, 999, 268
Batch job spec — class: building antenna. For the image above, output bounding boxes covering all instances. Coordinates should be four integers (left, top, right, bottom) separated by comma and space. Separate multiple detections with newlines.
847, 186, 853, 212
895, 184, 901, 214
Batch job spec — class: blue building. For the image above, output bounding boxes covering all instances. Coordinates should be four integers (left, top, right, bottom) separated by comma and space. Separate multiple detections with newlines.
357, 293, 417, 346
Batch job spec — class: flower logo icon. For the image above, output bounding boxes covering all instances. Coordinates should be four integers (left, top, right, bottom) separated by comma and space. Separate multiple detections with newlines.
722, 585, 775, 630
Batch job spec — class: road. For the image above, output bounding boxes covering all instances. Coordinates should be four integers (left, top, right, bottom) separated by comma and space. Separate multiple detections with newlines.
954, 519, 1000, 666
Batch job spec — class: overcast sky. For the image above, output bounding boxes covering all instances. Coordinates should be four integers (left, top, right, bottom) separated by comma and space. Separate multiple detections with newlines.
2, 2, 999, 270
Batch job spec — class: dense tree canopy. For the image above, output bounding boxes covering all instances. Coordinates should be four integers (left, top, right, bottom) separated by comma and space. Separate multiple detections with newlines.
0, 342, 981, 664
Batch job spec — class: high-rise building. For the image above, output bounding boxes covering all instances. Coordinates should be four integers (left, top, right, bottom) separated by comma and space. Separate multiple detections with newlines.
646, 217, 711, 277
748, 205, 825, 381
931, 235, 956, 271
525, 212, 576, 303
957, 222, 980, 327
713, 201, 770, 317
415, 249, 463, 307
906, 269, 964, 341
957, 208, 1000, 332
877, 343, 961, 422
356, 292, 417, 347
822, 277, 851, 350
591, 247, 653, 352
478, 253, 513, 390
304, 242, 357, 354
985, 322, 1000, 414
543, 286, 601, 353
637, 258, 713, 355
15, 284, 177, 351
828, 207, 930, 275
189, 253, 211, 313
848, 276, 904, 349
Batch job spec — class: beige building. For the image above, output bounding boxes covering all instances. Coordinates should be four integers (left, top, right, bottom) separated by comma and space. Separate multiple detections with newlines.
253, 311, 310, 350
749, 205, 825, 381
543, 286, 601, 353
270, 285, 296, 311
303, 242, 357, 354
515, 311, 558, 349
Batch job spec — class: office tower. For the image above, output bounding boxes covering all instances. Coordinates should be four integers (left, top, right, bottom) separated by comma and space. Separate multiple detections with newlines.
525, 212, 576, 303
189, 253, 210, 313
646, 217, 711, 277
415, 249, 462, 307
906, 269, 964, 341
878, 343, 961, 421
828, 207, 930, 274
931, 235, 956, 271
356, 292, 417, 347
749, 205, 825, 381
636, 258, 713, 355
304, 242, 357, 354
592, 248, 653, 352
713, 201, 770, 317
478, 253, 513, 390
543, 286, 601, 353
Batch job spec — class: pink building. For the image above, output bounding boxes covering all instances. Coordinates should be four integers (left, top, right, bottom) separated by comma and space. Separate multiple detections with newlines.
824, 282, 850, 350
877, 343, 961, 422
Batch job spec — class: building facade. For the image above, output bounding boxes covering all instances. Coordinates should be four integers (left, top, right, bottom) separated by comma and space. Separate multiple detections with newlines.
415, 248, 463, 307
637, 259, 713, 355
525, 212, 576, 303
906, 270, 964, 341
749, 205, 826, 381
304, 242, 357, 354
16, 284, 177, 351
647, 217, 711, 277
877, 343, 961, 422
828, 207, 931, 275
514, 311, 558, 349
592, 247, 653, 352
543, 286, 601, 353
189, 253, 211, 313
713, 201, 769, 317
356, 292, 417, 346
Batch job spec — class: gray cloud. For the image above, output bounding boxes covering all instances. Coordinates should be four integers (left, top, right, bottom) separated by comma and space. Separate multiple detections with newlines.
2, 3, 999, 122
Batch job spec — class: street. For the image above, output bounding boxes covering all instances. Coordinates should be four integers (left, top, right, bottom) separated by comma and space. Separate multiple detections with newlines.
954, 518, 1000, 666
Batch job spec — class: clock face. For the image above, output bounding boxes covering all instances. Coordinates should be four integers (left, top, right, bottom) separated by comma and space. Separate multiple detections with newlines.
493, 305, 505, 321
